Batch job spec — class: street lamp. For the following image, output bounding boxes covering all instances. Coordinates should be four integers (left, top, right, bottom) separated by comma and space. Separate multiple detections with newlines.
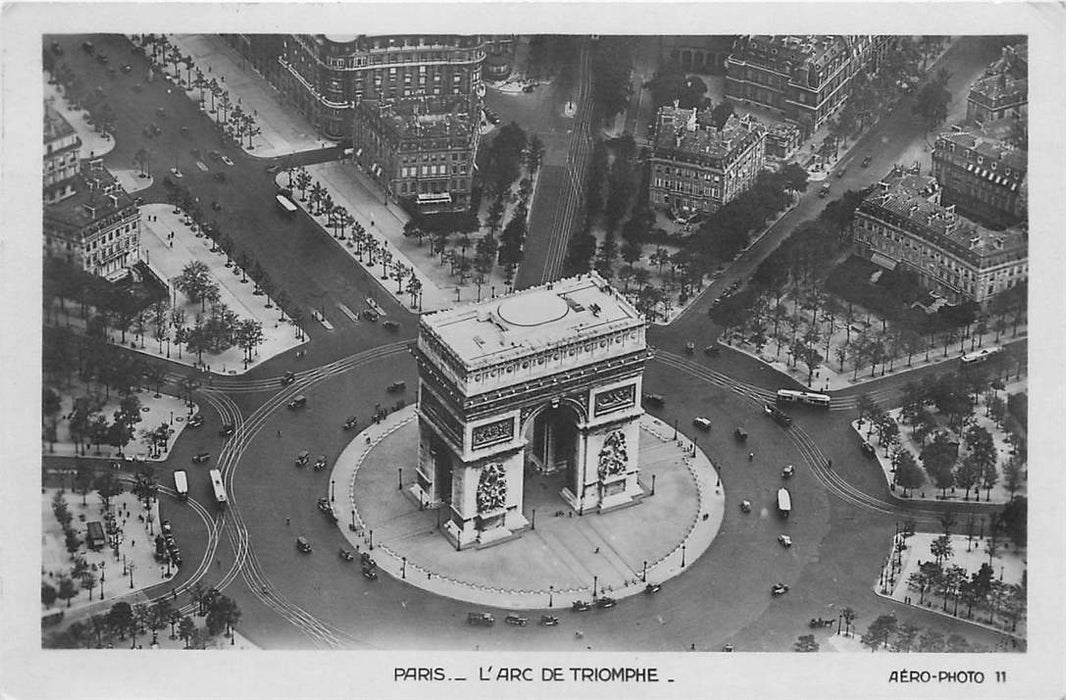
651, 474, 656, 496
128, 563, 136, 589
350, 509, 356, 532
398, 468, 402, 490
330, 479, 335, 502
593, 575, 598, 599
402, 557, 407, 579
549, 585, 554, 608
531, 509, 536, 530
681, 544, 687, 568
369, 530, 374, 550
642, 560, 647, 583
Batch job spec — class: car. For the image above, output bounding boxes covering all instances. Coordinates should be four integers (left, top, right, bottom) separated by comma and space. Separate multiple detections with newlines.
644, 583, 662, 594
121, 64, 132, 74
539, 614, 559, 626
740, 500, 752, 513
211, 201, 222, 211
169, 167, 183, 178
219, 423, 236, 437
295, 450, 310, 467
861, 441, 876, 456
505, 614, 529, 626
704, 345, 721, 356
764, 403, 793, 427
170, 551, 183, 566
722, 644, 735, 652
467, 612, 495, 626
220, 155, 234, 166
160, 520, 172, 535
595, 596, 617, 609
360, 552, 376, 568
386, 381, 406, 394
693, 417, 712, 431
382, 320, 400, 331
81, 41, 94, 53
296, 536, 312, 553
861, 155, 873, 168
281, 370, 296, 386
343, 416, 359, 431
571, 600, 592, 612
836, 167, 846, 179
522, 84, 535, 93
684, 341, 695, 355
187, 414, 204, 428
642, 393, 665, 408
361, 309, 379, 322
96, 53, 109, 64
362, 566, 378, 581
781, 464, 795, 479
771, 583, 789, 596
192, 452, 211, 464
155, 107, 166, 118
734, 427, 748, 441
313, 455, 328, 471
778, 534, 793, 547
316, 498, 336, 520
818, 183, 831, 198
208, 150, 221, 161
265, 164, 280, 174
287, 395, 307, 410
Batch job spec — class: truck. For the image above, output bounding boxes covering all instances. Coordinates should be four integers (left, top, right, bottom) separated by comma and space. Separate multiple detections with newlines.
173, 470, 189, 500
777, 488, 792, 518
86, 521, 107, 550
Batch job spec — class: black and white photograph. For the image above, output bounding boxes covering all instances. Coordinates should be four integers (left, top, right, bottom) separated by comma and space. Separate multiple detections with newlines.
2, 3, 1064, 699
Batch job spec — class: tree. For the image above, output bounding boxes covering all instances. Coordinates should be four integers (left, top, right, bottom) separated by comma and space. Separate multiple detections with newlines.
861, 614, 897, 651
912, 69, 952, 129
1000, 496, 1027, 549
149, 599, 173, 643
778, 162, 809, 193
93, 471, 124, 516
57, 576, 79, 608
921, 433, 958, 497
1002, 456, 1024, 498
178, 615, 197, 648
42, 582, 58, 608
953, 453, 981, 501
793, 634, 819, 652
892, 622, 922, 652
917, 629, 945, 652
840, 607, 857, 637
894, 450, 924, 496
930, 534, 953, 567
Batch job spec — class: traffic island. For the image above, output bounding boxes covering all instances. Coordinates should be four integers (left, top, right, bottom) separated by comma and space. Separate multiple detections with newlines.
326, 406, 725, 610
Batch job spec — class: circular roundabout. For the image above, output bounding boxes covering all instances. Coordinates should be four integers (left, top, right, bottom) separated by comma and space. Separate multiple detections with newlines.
326, 406, 726, 610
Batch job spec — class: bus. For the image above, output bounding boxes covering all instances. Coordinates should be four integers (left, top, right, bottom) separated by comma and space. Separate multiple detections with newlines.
777, 488, 792, 518
776, 389, 831, 408
275, 193, 298, 216
961, 346, 1003, 365
173, 470, 189, 500
209, 469, 227, 505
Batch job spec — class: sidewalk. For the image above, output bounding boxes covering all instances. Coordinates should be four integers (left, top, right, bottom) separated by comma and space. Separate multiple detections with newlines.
44, 75, 115, 160
324, 407, 725, 610
166, 34, 332, 158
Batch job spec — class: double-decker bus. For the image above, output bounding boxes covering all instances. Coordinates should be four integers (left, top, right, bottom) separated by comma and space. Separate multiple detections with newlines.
776, 389, 831, 408
275, 193, 298, 216
208, 469, 227, 505
173, 470, 188, 501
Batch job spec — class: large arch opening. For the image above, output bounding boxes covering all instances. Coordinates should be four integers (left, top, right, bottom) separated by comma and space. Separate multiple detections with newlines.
522, 404, 582, 519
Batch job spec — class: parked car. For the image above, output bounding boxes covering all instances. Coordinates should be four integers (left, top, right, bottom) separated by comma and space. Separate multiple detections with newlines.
121, 64, 132, 74
684, 341, 695, 355
296, 536, 312, 553
781, 464, 795, 479
295, 450, 310, 467
313, 455, 328, 471
596, 597, 617, 609
642, 393, 665, 408
522, 84, 535, 93
362, 309, 379, 322
192, 452, 211, 464
208, 150, 221, 161
693, 417, 712, 431
778, 534, 793, 547
362, 566, 378, 581
505, 614, 529, 626
722, 644, 735, 652
861, 441, 876, 456
51, 41, 64, 54
836, 167, 846, 179
467, 612, 495, 626
220, 155, 234, 166
287, 395, 307, 410
386, 381, 406, 394
343, 416, 359, 431
219, 423, 235, 437
571, 600, 592, 612
644, 583, 662, 594
160, 520, 173, 535
281, 370, 296, 386
81, 41, 94, 53
539, 614, 559, 626
187, 414, 204, 428
861, 155, 873, 168
740, 500, 752, 513
360, 552, 376, 569
771, 583, 789, 596
382, 320, 400, 331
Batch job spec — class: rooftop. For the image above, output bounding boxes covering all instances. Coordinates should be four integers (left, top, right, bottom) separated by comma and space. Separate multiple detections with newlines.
44, 163, 137, 238
361, 97, 476, 140
44, 102, 76, 144
937, 124, 1027, 172
732, 35, 865, 69
420, 273, 645, 369
654, 108, 764, 161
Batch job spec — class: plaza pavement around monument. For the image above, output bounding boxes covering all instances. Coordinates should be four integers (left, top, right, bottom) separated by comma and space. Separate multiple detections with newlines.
328, 407, 725, 610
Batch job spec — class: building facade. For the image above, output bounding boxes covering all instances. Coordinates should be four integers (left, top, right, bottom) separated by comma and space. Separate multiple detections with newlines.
661, 36, 736, 75
966, 42, 1027, 124
43, 161, 142, 280
852, 168, 1027, 306
649, 106, 766, 216
352, 97, 479, 213
277, 34, 486, 141
412, 273, 648, 549
724, 35, 894, 137
44, 102, 81, 204
932, 122, 1027, 230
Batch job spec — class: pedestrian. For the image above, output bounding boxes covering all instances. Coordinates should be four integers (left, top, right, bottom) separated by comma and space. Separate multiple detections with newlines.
594, 547, 600, 554
277, 429, 281, 438
285, 517, 290, 526
827, 459, 833, 469
748, 452, 754, 461
216, 559, 221, 568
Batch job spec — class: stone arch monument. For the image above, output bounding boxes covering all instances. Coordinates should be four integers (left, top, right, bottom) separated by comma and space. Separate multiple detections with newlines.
411, 273, 649, 549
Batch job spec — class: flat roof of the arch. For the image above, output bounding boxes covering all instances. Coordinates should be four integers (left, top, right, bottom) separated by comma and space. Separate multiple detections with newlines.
420, 273, 645, 368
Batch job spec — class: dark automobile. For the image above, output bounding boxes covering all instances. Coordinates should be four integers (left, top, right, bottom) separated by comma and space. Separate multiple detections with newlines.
861, 155, 873, 168
723, 644, 735, 652
208, 150, 222, 161
211, 201, 222, 211
360, 552, 376, 569
281, 370, 296, 386
192, 452, 211, 464
704, 345, 721, 356
296, 536, 312, 553
642, 393, 665, 408
467, 612, 495, 626
361, 566, 378, 581
505, 614, 529, 626
734, 427, 748, 441
764, 404, 793, 427
522, 84, 535, 93
771, 583, 789, 596
740, 500, 752, 513
339, 548, 354, 562
96, 53, 109, 64
219, 423, 235, 437
386, 381, 406, 394
596, 597, 617, 609
121, 64, 132, 74
539, 614, 559, 626
571, 600, 592, 612
187, 414, 204, 428
861, 441, 876, 456
644, 583, 661, 594
81, 41, 94, 53
361, 309, 379, 322
160, 520, 173, 535
295, 450, 310, 467
383, 320, 400, 331
781, 464, 795, 479
287, 395, 307, 410
818, 183, 831, 198
343, 416, 359, 431
313, 455, 328, 471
